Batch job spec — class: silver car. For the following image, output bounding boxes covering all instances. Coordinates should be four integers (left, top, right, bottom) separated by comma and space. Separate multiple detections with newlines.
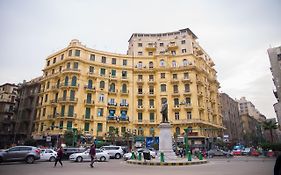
69, 149, 110, 162
100, 145, 124, 159
0, 146, 41, 164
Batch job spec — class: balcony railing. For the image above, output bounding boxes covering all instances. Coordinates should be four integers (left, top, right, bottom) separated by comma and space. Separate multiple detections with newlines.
58, 97, 78, 103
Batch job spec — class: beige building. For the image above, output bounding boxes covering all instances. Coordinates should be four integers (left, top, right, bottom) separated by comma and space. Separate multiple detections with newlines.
219, 93, 242, 144
0, 83, 18, 148
33, 28, 223, 148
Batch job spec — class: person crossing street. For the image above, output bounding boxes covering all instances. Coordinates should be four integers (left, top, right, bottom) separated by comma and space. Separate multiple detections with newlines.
54, 146, 63, 167
89, 143, 96, 168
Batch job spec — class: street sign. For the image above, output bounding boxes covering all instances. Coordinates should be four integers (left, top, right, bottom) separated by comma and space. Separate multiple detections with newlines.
46, 136, 51, 142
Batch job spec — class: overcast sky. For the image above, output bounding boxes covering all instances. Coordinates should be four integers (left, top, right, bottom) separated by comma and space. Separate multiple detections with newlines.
0, 0, 280, 119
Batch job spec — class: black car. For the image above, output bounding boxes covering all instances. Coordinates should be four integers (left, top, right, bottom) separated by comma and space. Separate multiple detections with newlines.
62, 147, 86, 159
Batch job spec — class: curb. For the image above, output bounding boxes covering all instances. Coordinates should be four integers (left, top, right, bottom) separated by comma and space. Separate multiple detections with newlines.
126, 160, 208, 166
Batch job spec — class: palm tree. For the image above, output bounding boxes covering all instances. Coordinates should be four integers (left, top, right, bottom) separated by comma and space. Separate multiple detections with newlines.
263, 120, 278, 143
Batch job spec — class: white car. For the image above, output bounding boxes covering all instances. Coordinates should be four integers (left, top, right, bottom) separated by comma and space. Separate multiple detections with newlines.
100, 146, 124, 159
69, 149, 110, 162
40, 149, 57, 162
123, 148, 156, 161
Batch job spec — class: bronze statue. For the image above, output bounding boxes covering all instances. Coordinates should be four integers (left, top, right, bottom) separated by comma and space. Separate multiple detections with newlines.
160, 101, 168, 123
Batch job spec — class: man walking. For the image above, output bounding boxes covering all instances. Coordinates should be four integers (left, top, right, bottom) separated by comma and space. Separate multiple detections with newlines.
54, 146, 63, 167
89, 143, 96, 168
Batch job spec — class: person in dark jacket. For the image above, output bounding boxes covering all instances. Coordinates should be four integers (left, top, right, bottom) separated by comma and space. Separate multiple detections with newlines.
89, 143, 96, 168
54, 146, 63, 167
274, 154, 281, 175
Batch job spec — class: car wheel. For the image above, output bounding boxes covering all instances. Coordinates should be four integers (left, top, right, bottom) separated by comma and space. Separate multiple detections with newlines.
76, 156, 83, 162
100, 156, 106, 162
115, 153, 121, 159
49, 156, 56, 162
26, 156, 35, 164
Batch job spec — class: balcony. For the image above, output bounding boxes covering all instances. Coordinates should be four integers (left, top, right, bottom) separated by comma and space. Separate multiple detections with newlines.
145, 43, 157, 51
147, 92, 156, 97
171, 91, 180, 97
172, 105, 180, 111
58, 97, 78, 103
170, 78, 179, 84
121, 77, 129, 82
60, 83, 79, 89
119, 116, 129, 123
84, 86, 96, 92
137, 79, 144, 85
184, 103, 192, 110
62, 68, 81, 74
137, 92, 145, 97
137, 105, 144, 111
87, 72, 98, 79
84, 99, 95, 106
182, 78, 192, 83
147, 79, 156, 84
183, 91, 191, 96
120, 90, 129, 96
148, 105, 156, 111
109, 76, 118, 81
108, 90, 117, 95
64, 113, 77, 119
167, 43, 178, 50
108, 102, 117, 108
83, 115, 93, 121
120, 103, 129, 109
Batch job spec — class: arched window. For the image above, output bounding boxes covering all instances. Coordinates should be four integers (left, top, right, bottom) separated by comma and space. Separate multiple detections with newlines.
88, 80, 93, 89
172, 60, 177, 67
160, 59, 165, 67
183, 59, 188, 66
100, 81, 105, 89
122, 84, 127, 93
150, 127, 154, 136
110, 83, 115, 92
64, 76, 69, 86
149, 61, 154, 68
176, 127, 180, 136
71, 76, 77, 86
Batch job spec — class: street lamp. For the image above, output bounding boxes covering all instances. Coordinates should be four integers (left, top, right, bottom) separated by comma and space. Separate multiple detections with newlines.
184, 128, 192, 161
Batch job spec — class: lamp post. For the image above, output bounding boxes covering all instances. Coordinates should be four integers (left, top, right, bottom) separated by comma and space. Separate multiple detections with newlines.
184, 128, 192, 161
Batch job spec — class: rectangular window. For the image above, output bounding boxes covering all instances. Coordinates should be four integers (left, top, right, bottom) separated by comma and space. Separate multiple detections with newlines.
67, 62, 71, 69
149, 86, 154, 94
70, 90, 75, 101
53, 57, 56, 64
160, 43, 164, 47
160, 73, 165, 79
85, 108, 91, 119
61, 105, 65, 116
187, 112, 192, 119
67, 121, 72, 130
149, 99, 154, 107
150, 113, 154, 122
61, 54, 64, 60
89, 66, 94, 73
138, 43, 142, 47
86, 93, 92, 103
59, 121, 63, 129
47, 60, 50, 66
138, 112, 143, 122
43, 108, 46, 116
160, 84, 166, 92
75, 50, 80, 57
181, 40, 186, 44
171, 50, 176, 55
97, 123, 103, 132
101, 56, 106, 63
40, 123, 44, 131
111, 69, 116, 77
184, 73, 189, 79
182, 49, 187, 53
148, 52, 153, 56
175, 112, 179, 120
173, 74, 177, 79
68, 105, 74, 117
138, 52, 143, 56
84, 123, 90, 132
45, 94, 48, 102
185, 84, 190, 92
138, 99, 143, 106
149, 75, 154, 81
90, 54, 95, 61
112, 58, 116, 64
174, 98, 179, 106
122, 71, 127, 78
100, 68, 106, 76
73, 62, 79, 69
97, 108, 104, 116
138, 75, 143, 80
68, 50, 72, 56
123, 59, 127, 66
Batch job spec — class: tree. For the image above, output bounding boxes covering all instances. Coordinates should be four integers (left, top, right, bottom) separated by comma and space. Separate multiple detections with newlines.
107, 127, 118, 145
263, 120, 278, 143
64, 130, 74, 146
122, 131, 133, 151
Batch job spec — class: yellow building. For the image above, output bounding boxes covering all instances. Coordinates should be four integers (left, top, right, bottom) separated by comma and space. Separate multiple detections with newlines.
33, 28, 223, 148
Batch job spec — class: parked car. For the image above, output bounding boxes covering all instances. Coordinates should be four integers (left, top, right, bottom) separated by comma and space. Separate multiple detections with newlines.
0, 146, 40, 164
207, 149, 233, 158
232, 149, 242, 156
69, 149, 110, 162
250, 149, 260, 156
100, 146, 124, 159
123, 148, 156, 161
62, 147, 86, 160
40, 149, 57, 162
242, 148, 251, 155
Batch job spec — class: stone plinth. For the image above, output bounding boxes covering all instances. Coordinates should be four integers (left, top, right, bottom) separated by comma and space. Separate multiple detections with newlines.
158, 122, 177, 160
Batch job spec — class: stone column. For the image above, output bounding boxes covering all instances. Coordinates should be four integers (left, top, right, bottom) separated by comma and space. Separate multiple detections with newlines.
158, 123, 177, 161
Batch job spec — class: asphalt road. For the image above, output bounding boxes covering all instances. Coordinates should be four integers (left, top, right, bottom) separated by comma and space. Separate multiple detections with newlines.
0, 157, 276, 175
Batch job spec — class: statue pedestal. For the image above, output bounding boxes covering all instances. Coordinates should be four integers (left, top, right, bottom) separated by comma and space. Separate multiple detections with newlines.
158, 122, 177, 160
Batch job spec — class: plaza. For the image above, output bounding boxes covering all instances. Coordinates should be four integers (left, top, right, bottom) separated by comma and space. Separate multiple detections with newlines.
0, 157, 276, 175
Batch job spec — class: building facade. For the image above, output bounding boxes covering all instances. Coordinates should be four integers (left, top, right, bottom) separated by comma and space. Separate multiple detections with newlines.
268, 46, 281, 129
33, 28, 223, 148
15, 77, 42, 144
219, 93, 242, 144
0, 83, 18, 148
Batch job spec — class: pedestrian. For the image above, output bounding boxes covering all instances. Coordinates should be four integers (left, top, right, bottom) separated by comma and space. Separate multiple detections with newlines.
54, 146, 63, 167
89, 143, 96, 168
274, 154, 281, 175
